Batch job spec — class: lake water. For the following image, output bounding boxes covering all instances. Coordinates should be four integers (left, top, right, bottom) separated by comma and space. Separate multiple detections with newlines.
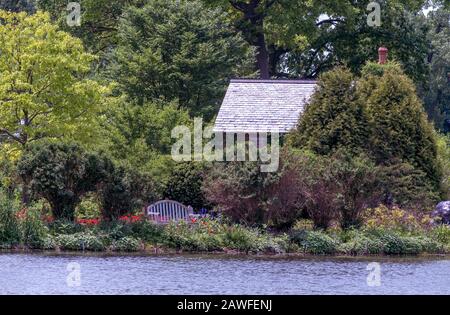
0, 252, 449, 295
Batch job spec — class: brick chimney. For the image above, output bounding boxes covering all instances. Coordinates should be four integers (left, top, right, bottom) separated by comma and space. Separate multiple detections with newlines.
378, 47, 388, 64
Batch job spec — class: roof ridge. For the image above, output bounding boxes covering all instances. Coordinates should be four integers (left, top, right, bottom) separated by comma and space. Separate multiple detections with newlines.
230, 79, 317, 84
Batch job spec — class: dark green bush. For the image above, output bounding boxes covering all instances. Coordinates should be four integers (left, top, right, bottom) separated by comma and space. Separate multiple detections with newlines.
222, 225, 261, 252
97, 221, 133, 241
338, 233, 384, 255
56, 232, 106, 251
164, 162, 207, 210
0, 193, 21, 245
112, 237, 141, 252
378, 160, 440, 209
21, 207, 48, 249
48, 220, 85, 235
288, 67, 370, 156
130, 220, 164, 243
378, 232, 425, 255
291, 230, 338, 255
289, 62, 443, 206
17, 142, 109, 220
98, 164, 158, 220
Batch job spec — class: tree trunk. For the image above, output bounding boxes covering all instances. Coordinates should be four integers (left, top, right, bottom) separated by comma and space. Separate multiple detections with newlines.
237, 0, 271, 79
255, 31, 270, 79
21, 181, 30, 205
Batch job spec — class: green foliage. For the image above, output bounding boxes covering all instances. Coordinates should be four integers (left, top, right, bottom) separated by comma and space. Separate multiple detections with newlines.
17, 142, 108, 220
37, 0, 143, 64
205, 0, 430, 80
291, 230, 338, 255
112, 237, 141, 252
104, 100, 190, 179
75, 194, 101, 220
418, 8, 450, 132
377, 160, 440, 209
129, 219, 164, 243
21, 206, 48, 248
430, 225, 450, 245
338, 234, 384, 255
0, 0, 35, 13
55, 232, 106, 251
288, 67, 370, 155
203, 161, 284, 226
48, 220, 85, 235
290, 62, 443, 203
360, 62, 442, 190
285, 150, 383, 229
164, 162, 207, 210
0, 192, 21, 245
110, 0, 255, 119
98, 163, 158, 220
436, 133, 450, 198
0, 11, 110, 149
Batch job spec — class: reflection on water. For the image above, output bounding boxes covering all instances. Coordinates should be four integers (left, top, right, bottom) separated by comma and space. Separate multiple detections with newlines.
0, 252, 449, 295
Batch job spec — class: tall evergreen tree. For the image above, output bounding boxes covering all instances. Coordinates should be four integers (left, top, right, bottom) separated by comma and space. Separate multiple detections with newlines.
110, 0, 255, 120
359, 62, 442, 190
287, 67, 370, 155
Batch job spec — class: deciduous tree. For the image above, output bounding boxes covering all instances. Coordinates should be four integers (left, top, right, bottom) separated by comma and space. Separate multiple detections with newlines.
0, 11, 110, 151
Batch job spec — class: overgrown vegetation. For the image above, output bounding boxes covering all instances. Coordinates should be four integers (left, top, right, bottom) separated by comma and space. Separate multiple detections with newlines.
0, 4, 449, 256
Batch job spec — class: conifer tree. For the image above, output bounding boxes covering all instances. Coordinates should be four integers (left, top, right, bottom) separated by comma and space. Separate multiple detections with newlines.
288, 67, 370, 155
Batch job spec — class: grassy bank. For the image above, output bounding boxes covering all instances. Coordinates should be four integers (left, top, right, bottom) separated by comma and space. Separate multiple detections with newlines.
1, 214, 449, 256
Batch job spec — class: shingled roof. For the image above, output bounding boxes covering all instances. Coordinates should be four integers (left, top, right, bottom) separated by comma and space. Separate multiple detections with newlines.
214, 79, 317, 133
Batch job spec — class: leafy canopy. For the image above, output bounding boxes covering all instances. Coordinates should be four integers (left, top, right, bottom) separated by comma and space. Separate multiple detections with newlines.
110, 0, 255, 120
0, 11, 110, 151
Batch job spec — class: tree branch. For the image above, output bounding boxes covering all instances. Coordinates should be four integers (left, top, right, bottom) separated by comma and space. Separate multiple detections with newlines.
316, 18, 345, 27
0, 128, 25, 145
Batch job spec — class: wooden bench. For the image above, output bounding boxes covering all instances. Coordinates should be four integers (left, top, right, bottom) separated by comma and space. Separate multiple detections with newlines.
144, 200, 197, 223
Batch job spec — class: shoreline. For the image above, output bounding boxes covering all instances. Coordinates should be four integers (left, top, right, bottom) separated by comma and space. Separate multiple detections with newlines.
2, 247, 450, 260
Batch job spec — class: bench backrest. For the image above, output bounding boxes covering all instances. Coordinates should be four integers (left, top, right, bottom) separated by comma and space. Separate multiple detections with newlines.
145, 200, 193, 223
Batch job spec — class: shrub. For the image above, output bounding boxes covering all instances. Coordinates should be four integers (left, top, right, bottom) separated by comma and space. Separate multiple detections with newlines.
203, 158, 305, 230
56, 232, 105, 251
436, 133, 450, 199
48, 220, 86, 235
75, 194, 101, 219
430, 225, 450, 245
162, 221, 197, 250
291, 230, 338, 255
337, 232, 384, 255
164, 162, 208, 210
289, 62, 443, 205
202, 161, 282, 226
377, 160, 440, 209
287, 67, 370, 156
21, 207, 48, 249
362, 205, 432, 233
17, 143, 108, 220
112, 237, 141, 252
375, 232, 427, 255
130, 219, 164, 243
98, 163, 158, 220
0, 193, 21, 245
97, 221, 133, 241
222, 225, 261, 252
287, 150, 383, 229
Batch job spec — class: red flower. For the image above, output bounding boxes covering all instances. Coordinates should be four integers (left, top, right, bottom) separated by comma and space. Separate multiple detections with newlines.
77, 218, 100, 226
